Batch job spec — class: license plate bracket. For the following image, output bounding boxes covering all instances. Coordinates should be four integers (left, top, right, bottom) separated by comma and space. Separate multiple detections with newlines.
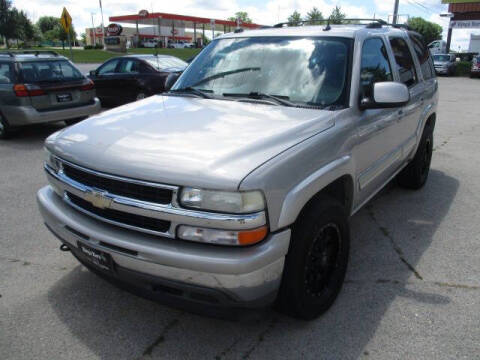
56, 93, 72, 103
77, 242, 113, 272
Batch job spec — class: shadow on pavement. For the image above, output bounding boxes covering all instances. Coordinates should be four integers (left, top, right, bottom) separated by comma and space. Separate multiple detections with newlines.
47, 169, 458, 359
2, 123, 66, 149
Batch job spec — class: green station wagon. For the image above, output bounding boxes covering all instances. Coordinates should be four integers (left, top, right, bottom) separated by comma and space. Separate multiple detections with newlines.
0, 51, 101, 139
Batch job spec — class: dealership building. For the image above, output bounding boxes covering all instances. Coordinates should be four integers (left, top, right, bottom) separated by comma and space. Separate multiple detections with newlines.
86, 10, 263, 47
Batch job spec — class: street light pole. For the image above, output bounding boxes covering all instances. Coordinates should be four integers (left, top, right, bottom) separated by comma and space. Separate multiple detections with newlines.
99, 0, 105, 49
91, 13, 96, 46
393, 0, 400, 24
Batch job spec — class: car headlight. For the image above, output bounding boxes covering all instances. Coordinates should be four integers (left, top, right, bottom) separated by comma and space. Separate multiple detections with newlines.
44, 148, 62, 173
177, 225, 268, 246
179, 188, 265, 214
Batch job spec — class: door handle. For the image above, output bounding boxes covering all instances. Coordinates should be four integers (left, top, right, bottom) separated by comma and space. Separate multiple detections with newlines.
396, 109, 403, 122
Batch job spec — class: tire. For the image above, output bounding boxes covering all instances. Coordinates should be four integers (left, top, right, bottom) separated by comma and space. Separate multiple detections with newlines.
0, 114, 12, 139
397, 121, 434, 189
136, 91, 147, 101
276, 195, 350, 320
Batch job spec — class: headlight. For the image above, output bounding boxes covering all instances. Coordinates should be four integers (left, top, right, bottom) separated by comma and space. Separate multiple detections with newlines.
178, 225, 268, 246
179, 188, 265, 214
44, 148, 62, 173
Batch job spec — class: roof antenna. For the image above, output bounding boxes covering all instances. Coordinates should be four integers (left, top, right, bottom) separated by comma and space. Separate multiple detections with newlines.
323, 17, 331, 31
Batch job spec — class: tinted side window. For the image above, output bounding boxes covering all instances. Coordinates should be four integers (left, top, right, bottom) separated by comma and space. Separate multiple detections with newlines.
139, 62, 154, 73
360, 38, 393, 98
98, 59, 119, 75
409, 33, 435, 80
389, 37, 418, 87
118, 59, 139, 73
0, 63, 13, 84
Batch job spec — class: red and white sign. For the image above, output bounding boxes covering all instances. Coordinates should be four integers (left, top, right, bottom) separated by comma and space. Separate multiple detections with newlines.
95, 26, 103, 35
107, 23, 122, 36
139, 9, 149, 17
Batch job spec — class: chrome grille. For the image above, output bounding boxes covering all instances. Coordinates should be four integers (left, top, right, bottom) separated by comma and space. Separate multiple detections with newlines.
63, 163, 173, 204
66, 192, 171, 233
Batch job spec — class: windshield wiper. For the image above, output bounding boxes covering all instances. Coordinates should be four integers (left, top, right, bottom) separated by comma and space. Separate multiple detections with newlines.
223, 92, 296, 107
190, 67, 261, 88
169, 87, 213, 99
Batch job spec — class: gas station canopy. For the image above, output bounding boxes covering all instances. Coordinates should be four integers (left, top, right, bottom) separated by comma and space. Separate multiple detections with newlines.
109, 11, 263, 33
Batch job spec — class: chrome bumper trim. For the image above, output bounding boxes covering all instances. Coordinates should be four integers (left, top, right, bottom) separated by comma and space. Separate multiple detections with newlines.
45, 165, 267, 237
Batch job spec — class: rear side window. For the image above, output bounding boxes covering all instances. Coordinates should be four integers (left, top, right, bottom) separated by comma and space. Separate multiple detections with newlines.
118, 59, 139, 73
409, 33, 435, 80
97, 59, 120, 75
19, 61, 83, 83
0, 63, 13, 84
389, 37, 418, 87
360, 38, 393, 98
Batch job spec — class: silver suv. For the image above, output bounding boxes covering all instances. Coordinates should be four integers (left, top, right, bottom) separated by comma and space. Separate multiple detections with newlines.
37, 21, 438, 319
0, 51, 101, 139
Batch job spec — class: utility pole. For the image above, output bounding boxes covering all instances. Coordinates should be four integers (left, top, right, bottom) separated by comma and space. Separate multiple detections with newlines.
392, 0, 400, 24
91, 13, 96, 46
99, 0, 105, 49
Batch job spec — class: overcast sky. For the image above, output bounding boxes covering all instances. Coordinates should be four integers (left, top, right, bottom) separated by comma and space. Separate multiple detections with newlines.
14, 0, 478, 50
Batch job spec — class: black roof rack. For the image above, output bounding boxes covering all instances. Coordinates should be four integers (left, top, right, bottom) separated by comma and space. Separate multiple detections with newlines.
271, 18, 413, 31
0, 50, 60, 57
391, 23, 411, 30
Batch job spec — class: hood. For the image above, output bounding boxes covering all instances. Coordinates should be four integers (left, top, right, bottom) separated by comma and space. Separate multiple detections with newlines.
47, 95, 336, 189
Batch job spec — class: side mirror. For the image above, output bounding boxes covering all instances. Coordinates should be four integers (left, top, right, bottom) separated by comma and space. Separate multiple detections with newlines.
89, 70, 96, 77
360, 82, 409, 110
164, 72, 181, 91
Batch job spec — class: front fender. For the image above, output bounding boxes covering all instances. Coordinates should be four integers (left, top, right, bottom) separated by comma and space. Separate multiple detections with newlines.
277, 155, 354, 229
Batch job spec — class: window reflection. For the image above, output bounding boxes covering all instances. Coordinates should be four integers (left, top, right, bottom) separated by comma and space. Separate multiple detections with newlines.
174, 37, 352, 108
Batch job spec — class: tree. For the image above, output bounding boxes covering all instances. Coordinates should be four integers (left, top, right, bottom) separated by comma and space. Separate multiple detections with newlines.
329, 6, 346, 24
57, 23, 76, 49
0, 0, 17, 47
37, 16, 59, 34
17, 10, 35, 42
228, 11, 252, 24
288, 10, 302, 26
305, 7, 324, 24
407, 17, 442, 45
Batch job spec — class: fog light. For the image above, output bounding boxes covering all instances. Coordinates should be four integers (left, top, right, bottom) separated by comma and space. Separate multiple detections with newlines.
177, 225, 268, 246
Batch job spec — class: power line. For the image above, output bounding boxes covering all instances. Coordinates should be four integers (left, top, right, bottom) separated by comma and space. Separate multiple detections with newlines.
406, 0, 436, 16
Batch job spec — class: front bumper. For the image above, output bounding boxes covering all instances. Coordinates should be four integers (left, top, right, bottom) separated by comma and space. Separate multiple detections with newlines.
37, 186, 291, 308
434, 67, 449, 75
3, 98, 101, 127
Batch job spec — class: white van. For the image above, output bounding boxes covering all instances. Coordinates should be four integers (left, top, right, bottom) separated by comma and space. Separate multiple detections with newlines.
428, 40, 447, 55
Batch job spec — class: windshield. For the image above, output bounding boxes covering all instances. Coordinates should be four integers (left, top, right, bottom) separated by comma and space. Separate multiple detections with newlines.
433, 55, 450, 62
145, 57, 187, 70
173, 36, 352, 108
19, 60, 83, 83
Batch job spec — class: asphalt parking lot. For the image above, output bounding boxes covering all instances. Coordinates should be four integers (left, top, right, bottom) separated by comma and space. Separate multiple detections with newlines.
1, 77, 479, 360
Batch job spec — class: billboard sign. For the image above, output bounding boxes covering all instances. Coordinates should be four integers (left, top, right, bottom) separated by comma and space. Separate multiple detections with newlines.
442, 0, 480, 3
450, 20, 480, 28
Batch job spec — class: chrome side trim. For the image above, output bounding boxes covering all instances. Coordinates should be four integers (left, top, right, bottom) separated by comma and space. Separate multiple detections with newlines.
45, 165, 267, 237
358, 148, 402, 190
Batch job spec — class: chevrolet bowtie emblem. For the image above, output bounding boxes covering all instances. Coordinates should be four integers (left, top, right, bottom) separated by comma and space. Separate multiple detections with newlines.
84, 190, 112, 209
